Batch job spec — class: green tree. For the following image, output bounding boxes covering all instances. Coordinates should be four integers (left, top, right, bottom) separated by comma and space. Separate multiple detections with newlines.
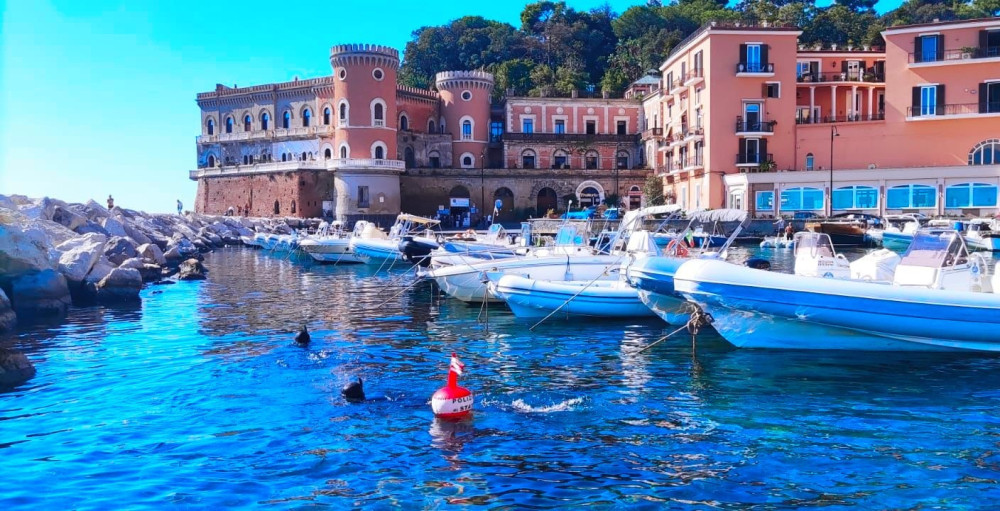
491, 59, 536, 99
643, 175, 665, 206
529, 64, 556, 97
554, 58, 590, 95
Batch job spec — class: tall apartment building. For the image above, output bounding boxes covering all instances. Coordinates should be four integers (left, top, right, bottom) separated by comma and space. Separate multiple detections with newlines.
644, 17, 1000, 217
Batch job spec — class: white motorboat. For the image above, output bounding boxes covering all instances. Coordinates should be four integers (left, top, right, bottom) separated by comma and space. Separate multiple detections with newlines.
675, 229, 999, 351
759, 236, 794, 249
875, 214, 925, 249
351, 214, 440, 265
964, 218, 1000, 251
298, 221, 364, 264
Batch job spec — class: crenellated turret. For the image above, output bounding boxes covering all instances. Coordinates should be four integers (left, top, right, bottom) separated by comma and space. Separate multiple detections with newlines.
435, 71, 494, 169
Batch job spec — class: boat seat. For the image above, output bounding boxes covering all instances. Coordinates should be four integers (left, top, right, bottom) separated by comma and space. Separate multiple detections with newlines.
893, 265, 937, 287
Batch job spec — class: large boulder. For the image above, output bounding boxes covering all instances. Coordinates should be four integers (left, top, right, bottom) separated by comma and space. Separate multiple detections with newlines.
96, 267, 142, 302
0, 288, 16, 333
103, 236, 138, 266
0, 217, 54, 277
81, 200, 110, 221
177, 258, 208, 280
55, 233, 107, 282
8, 269, 71, 317
51, 205, 88, 231
0, 348, 36, 389
119, 257, 161, 282
122, 221, 152, 246
101, 216, 128, 237
137, 243, 166, 265
74, 221, 110, 237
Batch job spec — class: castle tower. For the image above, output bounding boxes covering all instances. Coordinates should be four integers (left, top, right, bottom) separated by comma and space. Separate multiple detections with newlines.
328, 44, 403, 222
435, 71, 494, 169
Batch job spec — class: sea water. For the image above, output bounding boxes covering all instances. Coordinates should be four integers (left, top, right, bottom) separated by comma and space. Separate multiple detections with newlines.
3, 246, 1000, 508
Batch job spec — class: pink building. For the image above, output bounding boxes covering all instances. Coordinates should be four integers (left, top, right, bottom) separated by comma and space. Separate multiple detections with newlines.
649, 17, 1000, 217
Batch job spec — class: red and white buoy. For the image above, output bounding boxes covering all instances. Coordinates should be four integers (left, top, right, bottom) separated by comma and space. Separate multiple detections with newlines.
430, 352, 473, 419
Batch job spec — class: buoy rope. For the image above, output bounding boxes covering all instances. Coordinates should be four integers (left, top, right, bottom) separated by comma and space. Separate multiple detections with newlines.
636, 303, 713, 353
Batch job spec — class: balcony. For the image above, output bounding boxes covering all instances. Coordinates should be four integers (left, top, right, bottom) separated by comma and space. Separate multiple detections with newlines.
683, 155, 704, 171
736, 153, 773, 167
189, 160, 326, 179
502, 132, 638, 143
736, 62, 774, 76
683, 125, 704, 141
735, 119, 775, 135
909, 46, 1000, 65
329, 158, 406, 171
682, 69, 704, 87
641, 127, 663, 139
906, 103, 1000, 120
668, 132, 685, 149
796, 113, 885, 124
374, 119, 385, 127
797, 72, 884, 84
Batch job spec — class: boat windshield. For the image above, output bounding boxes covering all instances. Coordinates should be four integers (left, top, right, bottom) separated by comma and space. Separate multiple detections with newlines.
554, 224, 588, 247
899, 230, 968, 268
793, 232, 836, 258
485, 223, 506, 243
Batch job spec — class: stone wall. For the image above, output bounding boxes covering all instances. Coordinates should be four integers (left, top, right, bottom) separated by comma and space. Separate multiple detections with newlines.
194, 170, 336, 218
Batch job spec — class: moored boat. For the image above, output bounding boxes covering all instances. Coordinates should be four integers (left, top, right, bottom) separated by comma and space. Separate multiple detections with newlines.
352, 214, 440, 265
299, 221, 364, 264
964, 218, 1000, 251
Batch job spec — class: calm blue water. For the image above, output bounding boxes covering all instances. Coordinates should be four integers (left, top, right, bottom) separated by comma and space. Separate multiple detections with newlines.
4, 246, 1000, 508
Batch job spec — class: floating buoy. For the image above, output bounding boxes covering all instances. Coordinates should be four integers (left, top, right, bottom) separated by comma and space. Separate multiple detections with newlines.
294, 325, 310, 345
342, 377, 365, 403
431, 353, 473, 419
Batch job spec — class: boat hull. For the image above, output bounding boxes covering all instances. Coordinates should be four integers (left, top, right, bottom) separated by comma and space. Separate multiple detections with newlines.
398, 236, 440, 267
351, 239, 402, 265
492, 275, 655, 319
880, 231, 913, 250
675, 259, 1000, 351
966, 235, 1000, 252
625, 256, 692, 325
299, 239, 364, 264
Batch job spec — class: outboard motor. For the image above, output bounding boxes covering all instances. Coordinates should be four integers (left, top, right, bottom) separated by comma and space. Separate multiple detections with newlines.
744, 257, 771, 270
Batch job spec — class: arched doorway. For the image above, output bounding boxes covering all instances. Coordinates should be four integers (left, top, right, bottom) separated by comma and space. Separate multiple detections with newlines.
575, 181, 605, 209
628, 185, 642, 210
404, 147, 415, 169
273, 200, 280, 215
536, 187, 557, 216
447, 185, 471, 228
493, 187, 514, 220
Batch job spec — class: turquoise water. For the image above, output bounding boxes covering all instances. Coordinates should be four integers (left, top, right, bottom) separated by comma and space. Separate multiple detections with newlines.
3, 246, 1000, 508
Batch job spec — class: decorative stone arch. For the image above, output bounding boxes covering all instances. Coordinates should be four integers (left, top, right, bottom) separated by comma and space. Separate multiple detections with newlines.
403, 146, 415, 168
337, 99, 349, 125
258, 109, 272, 131
242, 110, 253, 132
459, 152, 475, 169
320, 142, 335, 160
520, 148, 538, 169
493, 187, 515, 219
459, 115, 475, 140
370, 140, 388, 160
398, 112, 409, 131
299, 105, 313, 127
282, 110, 292, 129
338, 142, 350, 159
202, 149, 220, 168
204, 115, 217, 135
369, 98, 387, 127
969, 138, 1000, 165
439, 116, 447, 134
575, 180, 606, 208
321, 103, 334, 125
428, 118, 437, 133
449, 185, 471, 198
224, 115, 235, 133
552, 148, 571, 169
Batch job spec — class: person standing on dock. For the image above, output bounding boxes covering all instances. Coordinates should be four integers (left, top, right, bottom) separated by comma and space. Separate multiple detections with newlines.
177, 199, 183, 215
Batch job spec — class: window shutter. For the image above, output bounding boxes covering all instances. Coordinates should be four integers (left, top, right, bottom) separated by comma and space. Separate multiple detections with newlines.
739, 44, 747, 67
911, 86, 920, 113
762, 83, 768, 97
809, 61, 819, 75
761, 45, 769, 67
760, 139, 769, 161
937, 84, 945, 114
979, 30, 989, 54
738, 139, 747, 163
980, 83, 988, 113
913, 36, 922, 61
841, 61, 847, 73
936, 35, 944, 59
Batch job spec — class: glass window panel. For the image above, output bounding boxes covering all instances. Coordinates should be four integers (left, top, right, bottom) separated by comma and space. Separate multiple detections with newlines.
887, 187, 909, 209
803, 188, 824, 210
756, 191, 774, 210
833, 188, 854, 209
972, 185, 998, 207
856, 187, 878, 209
946, 185, 970, 208
912, 185, 936, 208
781, 189, 802, 210
921, 36, 937, 61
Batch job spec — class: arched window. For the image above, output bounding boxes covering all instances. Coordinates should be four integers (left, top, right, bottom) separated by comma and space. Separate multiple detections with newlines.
302, 109, 311, 127
428, 119, 436, 133
553, 149, 569, 169
969, 139, 1000, 165
399, 114, 409, 131
339, 102, 348, 125
291, 200, 296, 214
373, 102, 384, 127
225, 117, 233, 133
281, 153, 287, 162
324, 148, 332, 159
273, 200, 280, 215
780, 187, 824, 211
805, 153, 814, 171
404, 147, 415, 168
945, 183, 998, 209
428, 150, 441, 168
207, 154, 216, 167
585, 150, 599, 169
323, 107, 331, 125
340, 145, 348, 158
616, 150, 629, 170
832, 185, 878, 210
244, 114, 252, 131
522, 149, 537, 169
261, 112, 270, 130
301, 152, 307, 161
462, 120, 472, 140
283, 111, 291, 129
375, 146, 384, 159
463, 155, 473, 167
887, 184, 936, 209
206, 118, 215, 135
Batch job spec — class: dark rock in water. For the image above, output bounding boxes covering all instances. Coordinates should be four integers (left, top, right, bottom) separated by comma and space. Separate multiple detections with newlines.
9, 269, 71, 317
96, 267, 143, 303
177, 258, 207, 281
294, 326, 310, 345
342, 378, 365, 403
0, 348, 36, 388
744, 257, 771, 270
0, 288, 16, 333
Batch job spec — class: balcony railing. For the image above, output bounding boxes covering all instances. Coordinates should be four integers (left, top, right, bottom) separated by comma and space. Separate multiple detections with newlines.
682, 69, 704, 85
502, 132, 638, 143
906, 103, 998, 118
641, 127, 663, 139
736, 62, 774, 74
735, 119, 775, 133
797, 72, 885, 83
909, 46, 1000, 63
736, 153, 773, 165
374, 119, 385, 127
330, 158, 406, 171
683, 156, 704, 170
797, 113, 885, 124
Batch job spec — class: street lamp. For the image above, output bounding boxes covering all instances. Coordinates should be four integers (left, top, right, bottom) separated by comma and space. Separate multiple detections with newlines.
480, 150, 486, 227
829, 125, 839, 217
615, 142, 621, 209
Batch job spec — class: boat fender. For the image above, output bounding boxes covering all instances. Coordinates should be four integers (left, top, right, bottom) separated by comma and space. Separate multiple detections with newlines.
431, 353, 473, 419
666, 238, 690, 258
744, 258, 771, 270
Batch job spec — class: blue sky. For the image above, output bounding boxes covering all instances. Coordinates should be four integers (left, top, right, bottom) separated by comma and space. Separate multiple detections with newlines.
1, 0, 903, 213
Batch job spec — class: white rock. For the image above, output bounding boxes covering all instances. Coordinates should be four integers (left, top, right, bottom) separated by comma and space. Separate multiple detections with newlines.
55, 233, 107, 282
101, 216, 128, 237
137, 243, 166, 265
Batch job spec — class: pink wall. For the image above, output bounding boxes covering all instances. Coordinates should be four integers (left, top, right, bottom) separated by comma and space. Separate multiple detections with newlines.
330, 45, 399, 159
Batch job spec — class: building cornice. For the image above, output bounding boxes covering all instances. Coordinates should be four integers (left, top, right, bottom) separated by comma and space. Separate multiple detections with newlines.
882, 18, 1000, 36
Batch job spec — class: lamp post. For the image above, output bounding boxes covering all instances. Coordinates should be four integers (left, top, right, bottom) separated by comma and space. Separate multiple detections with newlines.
829, 125, 839, 217
480, 150, 486, 228
615, 142, 621, 209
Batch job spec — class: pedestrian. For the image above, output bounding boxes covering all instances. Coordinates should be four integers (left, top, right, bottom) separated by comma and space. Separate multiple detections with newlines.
784, 223, 794, 240
107, 195, 114, 210
177, 199, 183, 215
